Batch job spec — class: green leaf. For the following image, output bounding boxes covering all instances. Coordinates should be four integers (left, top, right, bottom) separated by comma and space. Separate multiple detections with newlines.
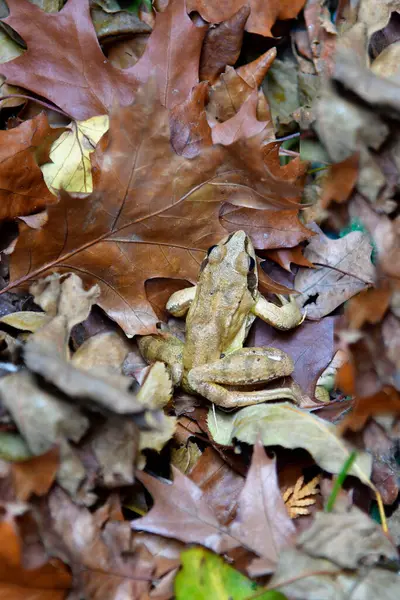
175, 547, 287, 600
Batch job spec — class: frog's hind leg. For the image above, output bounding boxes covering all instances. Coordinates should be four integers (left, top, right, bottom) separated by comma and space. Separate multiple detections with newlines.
187, 347, 300, 408
138, 333, 184, 386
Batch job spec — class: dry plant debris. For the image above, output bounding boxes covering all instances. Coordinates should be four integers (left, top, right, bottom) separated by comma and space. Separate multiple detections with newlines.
0, 0, 399, 598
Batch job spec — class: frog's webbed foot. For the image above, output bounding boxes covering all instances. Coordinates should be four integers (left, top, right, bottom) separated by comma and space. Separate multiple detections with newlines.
166, 285, 196, 317
187, 347, 302, 409
253, 294, 305, 331
137, 333, 184, 387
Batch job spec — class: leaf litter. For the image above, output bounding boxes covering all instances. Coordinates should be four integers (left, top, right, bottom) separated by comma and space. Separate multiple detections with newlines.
0, 0, 399, 598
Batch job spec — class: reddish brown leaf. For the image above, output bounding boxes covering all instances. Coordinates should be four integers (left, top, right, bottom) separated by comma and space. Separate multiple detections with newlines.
132, 468, 236, 552
187, 0, 307, 37
169, 81, 212, 158
221, 206, 314, 250
12, 447, 59, 502
43, 488, 155, 599
346, 284, 391, 329
230, 441, 296, 576
208, 49, 276, 124
0, 0, 140, 120
248, 317, 335, 399
340, 387, 400, 433
0, 113, 62, 221
211, 90, 268, 146
190, 446, 244, 526
3, 83, 305, 336
265, 246, 315, 271
199, 6, 250, 84
321, 154, 359, 209
132, 0, 207, 108
0, 519, 71, 600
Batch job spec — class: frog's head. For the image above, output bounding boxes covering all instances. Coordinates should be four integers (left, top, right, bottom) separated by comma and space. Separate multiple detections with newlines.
202, 231, 258, 298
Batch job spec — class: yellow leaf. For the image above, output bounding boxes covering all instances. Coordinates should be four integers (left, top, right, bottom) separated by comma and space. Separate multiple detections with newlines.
42, 115, 109, 194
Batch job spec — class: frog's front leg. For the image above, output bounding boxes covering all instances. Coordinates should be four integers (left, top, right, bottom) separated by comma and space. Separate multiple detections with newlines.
253, 294, 305, 331
187, 347, 302, 408
166, 286, 196, 317
138, 333, 184, 386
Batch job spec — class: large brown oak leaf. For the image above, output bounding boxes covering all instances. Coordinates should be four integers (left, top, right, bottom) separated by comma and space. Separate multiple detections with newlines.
3, 84, 304, 336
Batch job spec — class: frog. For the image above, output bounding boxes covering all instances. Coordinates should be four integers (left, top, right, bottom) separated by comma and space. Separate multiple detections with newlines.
138, 230, 305, 409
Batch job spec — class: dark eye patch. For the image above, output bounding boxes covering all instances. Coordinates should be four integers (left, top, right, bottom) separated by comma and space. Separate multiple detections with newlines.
248, 256, 256, 271
207, 244, 218, 256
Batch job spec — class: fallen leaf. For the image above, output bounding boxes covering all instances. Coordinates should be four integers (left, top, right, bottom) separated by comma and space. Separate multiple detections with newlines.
190, 446, 244, 526
221, 206, 313, 250
283, 475, 320, 519
0, 310, 51, 331
175, 547, 285, 600
0, 112, 62, 220
207, 403, 373, 486
90, 0, 151, 42
362, 419, 400, 505
43, 487, 155, 599
248, 317, 335, 399
42, 115, 109, 194
4, 82, 305, 337
0, 0, 141, 119
0, 518, 71, 600
230, 442, 296, 576
171, 440, 202, 475
265, 246, 314, 271
294, 230, 375, 319
131, 0, 207, 108
320, 153, 359, 208
132, 467, 239, 552
199, 6, 250, 84
12, 446, 59, 501
270, 547, 399, 600
340, 387, 400, 433
186, 0, 306, 38
346, 284, 391, 329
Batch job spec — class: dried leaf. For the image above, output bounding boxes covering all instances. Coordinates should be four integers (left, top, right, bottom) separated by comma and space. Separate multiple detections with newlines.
0, 310, 51, 331
320, 153, 359, 208
5, 83, 305, 336
42, 115, 109, 194
265, 246, 314, 271
230, 442, 296, 576
207, 403, 373, 486
283, 475, 320, 518
187, 0, 306, 38
294, 230, 375, 319
0, 113, 62, 220
44, 487, 155, 599
199, 6, 250, 84
12, 446, 59, 501
346, 284, 391, 329
0, 0, 140, 119
248, 317, 335, 399
132, 467, 237, 553
0, 519, 71, 600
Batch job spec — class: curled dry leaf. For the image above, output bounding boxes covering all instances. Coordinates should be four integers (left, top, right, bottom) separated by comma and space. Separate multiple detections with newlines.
207, 403, 373, 487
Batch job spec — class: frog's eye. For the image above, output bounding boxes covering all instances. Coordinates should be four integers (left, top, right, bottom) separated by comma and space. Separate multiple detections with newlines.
248, 256, 256, 271
207, 244, 226, 264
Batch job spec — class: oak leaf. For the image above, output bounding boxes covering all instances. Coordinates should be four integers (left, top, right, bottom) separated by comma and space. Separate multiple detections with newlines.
0, 112, 62, 220
230, 441, 296, 576
294, 230, 375, 319
186, 0, 307, 38
3, 83, 305, 337
0, 0, 138, 119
